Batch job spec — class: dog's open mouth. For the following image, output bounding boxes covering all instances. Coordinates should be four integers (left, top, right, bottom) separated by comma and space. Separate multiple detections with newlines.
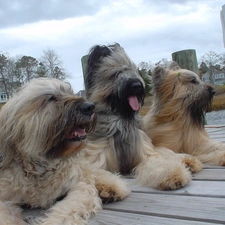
128, 96, 141, 111
67, 127, 87, 142
66, 113, 96, 143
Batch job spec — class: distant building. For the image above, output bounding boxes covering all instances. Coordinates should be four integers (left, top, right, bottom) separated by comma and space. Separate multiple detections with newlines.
221, 4, 225, 47
202, 69, 225, 85
0, 80, 8, 103
76, 90, 86, 97
0, 92, 8, 103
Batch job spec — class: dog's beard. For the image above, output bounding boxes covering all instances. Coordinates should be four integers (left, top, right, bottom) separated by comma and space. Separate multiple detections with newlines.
188, 90, 213, 127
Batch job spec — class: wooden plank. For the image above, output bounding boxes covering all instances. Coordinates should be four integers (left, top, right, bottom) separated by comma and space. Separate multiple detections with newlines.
128, 180, 225, 197
206, 133, 225, 138
103, 193, 225, 223
125, 167, 225, 181
203, 164, 225, 169
207, 132, 225, 137
192, 169, 225, 181
206, 128, 225, 143
205, 126, 225, 129
206, 128, 225, 134
89, 210, 218, 225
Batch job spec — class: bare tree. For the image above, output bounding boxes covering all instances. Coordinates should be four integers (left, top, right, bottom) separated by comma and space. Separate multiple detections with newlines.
219, 53, 225, 70
41, 49, 70, 80
155, 58, 170, 67
137, 61, 154, 72
200, 51, 220, 84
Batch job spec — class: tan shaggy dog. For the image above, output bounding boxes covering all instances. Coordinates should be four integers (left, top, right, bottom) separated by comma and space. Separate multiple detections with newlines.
83, 44, 202, 191
0, 78, 130, 225
144, 62, 225, 165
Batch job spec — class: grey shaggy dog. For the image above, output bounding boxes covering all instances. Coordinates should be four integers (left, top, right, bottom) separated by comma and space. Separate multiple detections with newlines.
83, 43, 202, 190
85, 43, 145, 174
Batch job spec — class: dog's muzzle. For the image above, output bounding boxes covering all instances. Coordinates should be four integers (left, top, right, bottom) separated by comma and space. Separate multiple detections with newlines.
130, 80, 143, 95
207, 86, 216, 98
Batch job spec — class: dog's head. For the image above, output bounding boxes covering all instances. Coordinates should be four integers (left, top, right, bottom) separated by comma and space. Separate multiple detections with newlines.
151, 62, 215, 126
0, 78, 96, 167
85, 43, 145, 119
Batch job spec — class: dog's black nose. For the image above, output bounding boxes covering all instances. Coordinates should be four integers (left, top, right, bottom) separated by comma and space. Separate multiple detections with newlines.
131, 81, 143, 94
80, 102, 95, 116
208, 86, 216, 97
210, 89, 216, 96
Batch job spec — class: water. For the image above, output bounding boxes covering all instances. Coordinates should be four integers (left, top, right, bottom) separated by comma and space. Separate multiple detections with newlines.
206, 110, 225, 125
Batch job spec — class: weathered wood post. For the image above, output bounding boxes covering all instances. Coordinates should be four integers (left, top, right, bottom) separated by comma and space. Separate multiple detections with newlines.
171, 49, 199, 75
171, 49, 207, 124
81, 54, 89, 85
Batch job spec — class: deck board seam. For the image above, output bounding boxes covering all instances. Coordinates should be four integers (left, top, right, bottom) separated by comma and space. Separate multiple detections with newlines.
131, 191, 225, 198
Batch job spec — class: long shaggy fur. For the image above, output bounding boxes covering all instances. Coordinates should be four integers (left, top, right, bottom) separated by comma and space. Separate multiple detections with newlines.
83, 43, 202, 190
144, 62, 225, 165
0, 78, 130, 225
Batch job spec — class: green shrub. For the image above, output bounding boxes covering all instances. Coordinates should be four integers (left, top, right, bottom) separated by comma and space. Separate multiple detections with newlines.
213, 85, 225, 96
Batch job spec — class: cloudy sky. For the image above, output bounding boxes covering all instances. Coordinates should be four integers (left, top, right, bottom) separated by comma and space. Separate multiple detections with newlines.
0, 0, 225, 92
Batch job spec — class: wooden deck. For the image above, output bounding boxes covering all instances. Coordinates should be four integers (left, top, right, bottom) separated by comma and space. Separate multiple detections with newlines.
23, 126, 225, 224
90, 126, 225, 225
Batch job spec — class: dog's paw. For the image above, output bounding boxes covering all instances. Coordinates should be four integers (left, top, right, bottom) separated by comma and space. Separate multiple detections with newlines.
157, 171, 191, 190
180, 154, 203, 173
135, 156, 192, 190
97, 183, 121, 203
157, 162, 192, 190
95, 171, 130, 203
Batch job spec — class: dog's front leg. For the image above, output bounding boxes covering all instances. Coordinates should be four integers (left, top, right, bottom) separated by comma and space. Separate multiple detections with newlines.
155, 146, 203, 173
194, 141, 225, 166
93, 169, 130, 203
178, 153, 203, 173
134, 153, 192, 190
33, 181, 102, 225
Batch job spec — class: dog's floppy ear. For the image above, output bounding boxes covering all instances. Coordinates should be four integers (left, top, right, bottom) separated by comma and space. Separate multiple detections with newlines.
85, 45, 112, 97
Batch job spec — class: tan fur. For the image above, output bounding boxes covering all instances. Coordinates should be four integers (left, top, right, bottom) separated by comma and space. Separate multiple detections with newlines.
0, 78, 130, 225
144, 62, 225, 166
83, 44, 202, 191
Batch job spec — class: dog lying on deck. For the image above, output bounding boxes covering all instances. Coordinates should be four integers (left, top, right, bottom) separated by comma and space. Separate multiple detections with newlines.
83, 43, 202, 191
144, 62, 225, 166
0, 78, 130, 225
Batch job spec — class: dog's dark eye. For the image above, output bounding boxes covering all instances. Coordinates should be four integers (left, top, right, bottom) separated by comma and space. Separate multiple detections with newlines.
48, 95, 57, 101
190, 78, 198, 84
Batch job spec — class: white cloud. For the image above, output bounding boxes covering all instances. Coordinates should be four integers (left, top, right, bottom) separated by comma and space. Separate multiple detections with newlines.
0, 0, 224, 91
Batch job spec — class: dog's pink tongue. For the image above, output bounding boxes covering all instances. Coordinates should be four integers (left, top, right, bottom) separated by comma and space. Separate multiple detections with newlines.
128, 96, 140, 111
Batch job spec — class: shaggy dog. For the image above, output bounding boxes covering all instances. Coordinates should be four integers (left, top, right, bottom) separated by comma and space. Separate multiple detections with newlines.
0, 78, 130, 225
144, 62, 225, 165
83, 43, 202, 191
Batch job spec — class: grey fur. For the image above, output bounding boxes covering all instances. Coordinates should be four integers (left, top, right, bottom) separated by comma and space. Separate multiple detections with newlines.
85, 43, 145, 173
